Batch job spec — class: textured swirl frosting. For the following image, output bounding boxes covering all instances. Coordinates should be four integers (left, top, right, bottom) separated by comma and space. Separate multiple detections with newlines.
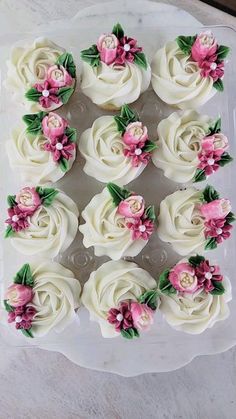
6, 126, 75, 185
152, 110, 210, 183
158, 188, 205, 255
79, 116, 145, 185
5, 37, 65, 111
81, 61, 151, 110
10, 191, 78, 257
79, 188, 149, 260
82, 260, 157, 337
30, 261, 81, 337
159, 276, 231, 334
151, 41, 216, 109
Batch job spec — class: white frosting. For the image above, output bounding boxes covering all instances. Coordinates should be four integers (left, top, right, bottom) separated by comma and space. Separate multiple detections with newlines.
10, 191, 79, 257
30, 261, 81, 337
152, 110, 210, 183
160, 276, 231, 334
82, 260, 157, 337
79, 188, 149, 260
6, 126, 76, 185
81, 61, 151, 109
158, 188, 205, 256
5, 37, 65, 111
151, 40, 216, 109
79, 116, 146, 185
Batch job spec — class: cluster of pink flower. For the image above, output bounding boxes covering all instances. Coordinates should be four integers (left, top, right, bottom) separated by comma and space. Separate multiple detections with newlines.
97, 33, 142, 66
107, 300, 154, 333
200, 198, 233, 244
122, 121, 151, 167
42, 113, 75, 162
5, 284, 36, 331
191, 31, 224, 82
197, 132, 228, 175
117, 195, 155, 240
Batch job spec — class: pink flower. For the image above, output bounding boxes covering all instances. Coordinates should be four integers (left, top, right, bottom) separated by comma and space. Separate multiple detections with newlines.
34, 80, 61, 109
123, 122, 148, 145
126, 218, 155, 240
201, 133, 228, 153
199, 57, 224, 82
115, 36, 142, 65
16, 187, 41, 214
107, 301, 133, 332
5, 284, 33, 308
204, 218, 233, 243
47, 65, 73, 88
124, 144, 151, 167
8, 305, 36, 330
169, 262, 198, 293
97, 33, 119, 65
42, 112, 67, 139
197, 149, 222, 175
200, 199, 231, 221
130, 302, 154, 331
5, 206, 29, 232
195, 259, 223, 292
191, 31, 217, 62
44, 135, 76, 162
118, 195, 145, 218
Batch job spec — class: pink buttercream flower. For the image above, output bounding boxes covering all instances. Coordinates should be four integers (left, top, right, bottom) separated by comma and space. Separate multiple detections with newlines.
5, 284, 33, 308
8, 305, 36, 330
199, 58, 224, 82
123, 122, 148, 146
34, 80, 61, 109
130, 302, 154, 331
118, 195, 145, 219
169, 262, 198, 293
97, 33, 119, 65
126, 218, 155, 240
200, 198, 231, 221
191, 31, 217, 62
204, 218, 233, 243
115, 36, 142, 65
5, 206, 29, 232
201, 133, 228, 153
42, 112, 67, 139
15, 187, 41, 214
107, 301, 133, 332
47, 65, 73, 88
123, 144, 151, 167
197, 149, 222, 175
195, 259, 223, 292
44, 135, 76, 162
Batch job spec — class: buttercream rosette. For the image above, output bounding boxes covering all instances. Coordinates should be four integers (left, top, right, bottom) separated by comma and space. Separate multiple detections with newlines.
152, 111, 233, 183
151, 31, 230, 109
82, 260, 158, 338
158, 185, 235, 255
79, 104, 156, 185
3, 261, 81, 338
158, 255, 231, 334
4, 186, 79, 257
5, 37, 76, 112
79, 183, 156, 260
80, 23, 151, 110
6, 112, 77, 185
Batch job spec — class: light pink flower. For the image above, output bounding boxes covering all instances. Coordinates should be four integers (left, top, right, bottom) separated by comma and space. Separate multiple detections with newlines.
191, 31, 217, 62
44, 135, 76, 162
47, 65, 73, 88
202, 133, 228, 153
34, 80, 61, 109
130, 302, 154, 331
169, 262, 198, 293
107, 302, 133, 332
115, 36, 142, 65
200, 199, 231, 221
126, 218, 155, 240
204, 218, 232, 243
97, 33, 119, 65
5, 206, 29, 232
123, 122, 148, 145
5, 284, 33, 308
42, 112, 67, 139
118, 195, 145, 218
199, 58, 224, 82
15, 187, 41, 214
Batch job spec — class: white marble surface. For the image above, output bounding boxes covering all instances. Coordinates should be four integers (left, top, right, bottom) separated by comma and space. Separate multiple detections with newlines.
1, 1, 236, 418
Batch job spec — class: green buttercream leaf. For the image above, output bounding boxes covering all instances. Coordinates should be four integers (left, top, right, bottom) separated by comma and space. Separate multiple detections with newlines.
21, 328, 34, 338
5, 225, 14, 238
210, 281, 225, 295
225, 211, 236, 224
23, 112, 47, 134
143, 140, 157, 153
159, 269, 176, 295
14, 263, 34, 287
208, 117, 221, 134
112, 22, 124, 39
121, 327, 139, 339
7, 195, 16, 208
56, 52, 76, 78
144, 205, 156, 222
25, 88, 41, 103
59, 158, 69, 172
217, 45, 230, 61
107, 182, 131, 207
213, 79, 224, 92
176, 35, 197, 55
80, 44, 100, 67
218, 152, 233, 167
188, 254, 205, 267
57, 86, 74, 104
193, 168, 206, 183
138, 289, 158, 310
134, 52, 148, 70
202, 185, 219, 203
114, 105, 138, 134
205, 237, 217, 250
4, 300, 14, 313
65, 127, 77, 143
36, 186, 59, 206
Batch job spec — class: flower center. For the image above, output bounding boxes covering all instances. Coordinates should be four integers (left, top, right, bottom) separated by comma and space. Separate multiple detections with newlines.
42, 89, 50, 97
207, 158, 215, 166
48, 116, 60, 128
130, 199, 141, 212
15, 316, 22, 323
12, 215, 19, 222
200, 34, 213, 46
56, 143, 63, 150
180, 273, 195, 288
140, 314, 149, 323
139, 225, 146, 232
20, 193, 32, 205
216, 228, 223, 235
205, 272, 212, 280
131, 127, 143, 139
210, 62, 217, 70
103, 36, 116, 49
135, 148, 142, 156
124, 43, 131, 52
52, 69, 63, 80
116, 313, 123, 322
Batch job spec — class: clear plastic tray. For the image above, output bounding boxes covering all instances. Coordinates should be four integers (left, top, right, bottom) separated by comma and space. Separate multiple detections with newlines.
0, 2, 236, 376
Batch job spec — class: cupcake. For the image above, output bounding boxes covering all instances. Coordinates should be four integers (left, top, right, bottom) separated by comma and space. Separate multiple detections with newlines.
152, 111, 233, 183
5, 37, 76, 112
79, 104, 156, 185
158, 185, 235, 255
80, 23, 151, 110
151, 31, 230, 109
4, 186, 78, 257
158, 255, 231, 334
79, 183, 156, 260
82, 260, 158, 338
6, 112, 77, 185
3, 261, 81, 338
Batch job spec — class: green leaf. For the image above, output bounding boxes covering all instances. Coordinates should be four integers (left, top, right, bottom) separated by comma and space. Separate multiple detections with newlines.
56, 52, 76, 78
138, 289, 158, 310
205, 237, 217, 250
226, 211, 236, 224
210, 280, 225, 295
25, 88, 41, 103
208, 117, 221, 134
213, 79, 224, 92
120, 104, 138, 122
23, 112, 47, 134
107, 183, 131, 207
112, 22, 124, 39
144, 205, 156, 222
80, 44, 100, 67
114, 115, 129, 134
188, 254, 205, 267
7, 195, 16, 208
57, 86, 74, 104
159, 269, 176, 295
5, 225, 14, 238
217, 45, 230, 61
202, 185, 219, 203
36, 187, 59, 207
134, 52, 148, 70
143, 140, 157, 153
14, 263, 34, 287
176, 35, 197, 55
3, 300, 14, 313
21, 328, 34, 338
64, 127, 77, 143
59, 158, 69, 172
218, 152, 233, 167
121, 327, 139, 339
193, 168, 206, 183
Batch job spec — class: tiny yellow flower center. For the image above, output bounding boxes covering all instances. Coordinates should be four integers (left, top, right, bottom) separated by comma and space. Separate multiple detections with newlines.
48, 116, 61, 128
102, 36, 116, 49
130, 127, 143, 139
52, 69, 64, 81
180, 273, 195, 288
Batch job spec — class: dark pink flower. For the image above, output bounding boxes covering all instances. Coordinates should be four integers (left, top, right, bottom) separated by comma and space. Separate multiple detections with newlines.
204, 218, 233, 243
115, 36, 142, 65
8, 305, 36, 330
197, 149, 222, 175
195, 259, 223, 292
44, 135, 76, 162
5, 206, 29, 232
126, 217, 155, 240
199, 56, 224, 82
124, 144, 151, 167
34, 80, 61, 109
107, 301, 133, 332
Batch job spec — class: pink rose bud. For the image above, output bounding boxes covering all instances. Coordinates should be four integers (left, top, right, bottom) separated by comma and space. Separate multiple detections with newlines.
191, 31, 217, 62
169, 262, 198, 293
123, 122, 148, 146
202, 133, 228, 153
42, 112, 68, 139
97, 33, 119, 65
47, 65, 73, 88
130, 302, 154, 331
118, 195, 145, 218
200, 198, 232, 221
15, 187, 41, 214
5, 284, 33, 308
